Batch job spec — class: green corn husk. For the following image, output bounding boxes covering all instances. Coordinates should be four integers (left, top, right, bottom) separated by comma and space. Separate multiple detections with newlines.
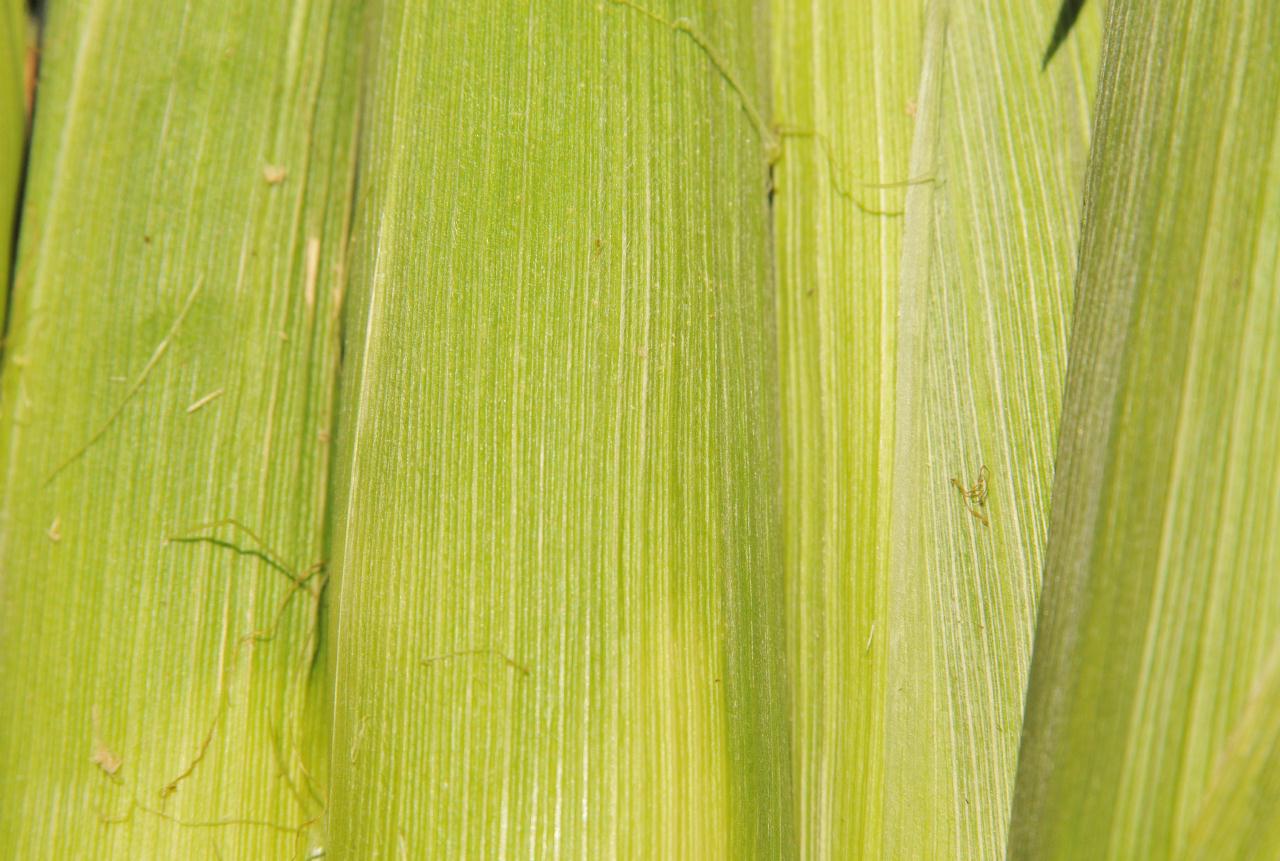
772, 0, 1100, 856
323, 0, 792, 856
882, 1, 1100, 856
769, 1, 921, 856
0, 1, 359, 856
1010, 1, 1280, 857
1181, 646, 1280, 860
9, 0, 1279, 857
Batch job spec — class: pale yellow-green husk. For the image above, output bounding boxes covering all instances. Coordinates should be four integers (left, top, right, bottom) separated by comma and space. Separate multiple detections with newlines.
0, 1, 359, 856
772, 0, 1100, 857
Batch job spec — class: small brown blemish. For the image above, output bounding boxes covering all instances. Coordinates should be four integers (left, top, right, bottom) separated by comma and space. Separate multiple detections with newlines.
91, 707, 122, 776
905, 100, 917, 117
91, 744, 122, 776
46, 517, 61, 542
143, 235, 153, 245
263, 165, 288, 185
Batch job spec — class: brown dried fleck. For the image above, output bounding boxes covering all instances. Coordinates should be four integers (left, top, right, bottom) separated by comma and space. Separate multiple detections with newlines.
91, 707, 122, 775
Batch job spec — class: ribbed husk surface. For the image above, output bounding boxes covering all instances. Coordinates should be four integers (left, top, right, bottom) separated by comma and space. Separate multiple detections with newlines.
0, 1, 359, 855
772, 0, 1100, 857
323, 1, 793, 856
1011, 1, 1280, 857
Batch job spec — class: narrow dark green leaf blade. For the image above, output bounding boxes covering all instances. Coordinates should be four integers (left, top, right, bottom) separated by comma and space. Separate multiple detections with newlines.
1, 0, 24, 298
1042, 0, 1088, 68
